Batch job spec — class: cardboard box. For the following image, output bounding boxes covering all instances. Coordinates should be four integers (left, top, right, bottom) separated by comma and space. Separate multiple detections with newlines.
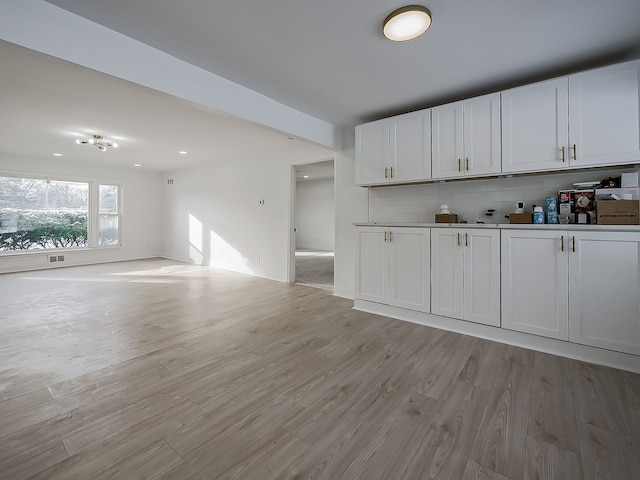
435, 213, 458, 223
509, 213, 532, 224
596, 200, 640, 225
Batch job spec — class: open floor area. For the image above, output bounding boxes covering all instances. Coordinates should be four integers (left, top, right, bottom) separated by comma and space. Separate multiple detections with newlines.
295, 249, 334, 291
0, 259, 639, 479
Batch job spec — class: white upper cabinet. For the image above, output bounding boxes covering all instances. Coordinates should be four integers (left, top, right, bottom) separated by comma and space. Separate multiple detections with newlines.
356, 119, 389, 185
390, 110, 432, 183
356, 110, 430, 186
503, 59, 640, 174
501, 77, 569, 173
432, 93, 501, 179
432, 101, 464, 179
358, 59, 640, 185
568, 59, 640, 167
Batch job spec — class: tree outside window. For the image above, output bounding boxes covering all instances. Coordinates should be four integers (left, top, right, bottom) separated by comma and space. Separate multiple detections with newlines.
0, 176, 120, 252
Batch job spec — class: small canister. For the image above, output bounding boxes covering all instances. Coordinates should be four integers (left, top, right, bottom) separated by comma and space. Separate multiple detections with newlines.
533, 206, 545, 224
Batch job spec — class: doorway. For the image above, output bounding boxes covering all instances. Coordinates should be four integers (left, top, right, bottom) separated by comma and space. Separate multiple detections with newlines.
289, 159, 335, 291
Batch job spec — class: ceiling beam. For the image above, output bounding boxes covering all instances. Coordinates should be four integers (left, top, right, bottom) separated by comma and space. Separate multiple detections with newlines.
0, 0, 342, 150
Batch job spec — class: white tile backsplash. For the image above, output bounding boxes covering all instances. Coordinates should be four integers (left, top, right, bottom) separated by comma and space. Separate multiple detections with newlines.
368, 167, 640, 224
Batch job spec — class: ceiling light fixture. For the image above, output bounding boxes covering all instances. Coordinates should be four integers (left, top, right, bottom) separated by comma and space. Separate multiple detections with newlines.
75, 134, 118, 152
179, 151, 187, 155
383, 5, 432, 42
53, 153, 63, 157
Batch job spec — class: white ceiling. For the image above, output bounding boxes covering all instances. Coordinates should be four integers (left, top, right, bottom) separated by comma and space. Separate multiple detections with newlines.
0, 41, 333, 172
296, 160, 334, 181
2, 1, 640, 173
44, 0, 640, 126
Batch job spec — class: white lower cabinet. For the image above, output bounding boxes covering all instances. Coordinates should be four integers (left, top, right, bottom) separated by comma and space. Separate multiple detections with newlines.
357, 225, 640, 360
431, 228, 501, 326
502, 230, 640, 354
569, 232, 640, 356
356, 227, 430, 312
501, 230, 569, 340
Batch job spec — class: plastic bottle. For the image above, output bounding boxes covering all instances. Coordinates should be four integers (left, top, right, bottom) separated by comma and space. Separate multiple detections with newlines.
533, 206, 545, 224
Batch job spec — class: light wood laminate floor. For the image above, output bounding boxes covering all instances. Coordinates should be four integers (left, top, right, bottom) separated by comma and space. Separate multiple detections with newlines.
1, 258, 639, 479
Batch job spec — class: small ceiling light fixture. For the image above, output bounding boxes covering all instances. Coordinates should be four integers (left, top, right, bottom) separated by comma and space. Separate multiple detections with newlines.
179, 151, 187, 155
383, 5, 432, 42
53, 153, 63, 157
133, 163, 142, 167
75, 134, 118, 152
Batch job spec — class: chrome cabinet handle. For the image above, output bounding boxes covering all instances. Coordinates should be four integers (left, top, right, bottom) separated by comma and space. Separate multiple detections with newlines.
572, 144, 577, 160
561, 146, 566, 162
384, 167, 388, 179
561, 235, 565, 252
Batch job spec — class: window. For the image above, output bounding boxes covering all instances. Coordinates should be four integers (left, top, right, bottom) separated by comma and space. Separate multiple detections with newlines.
98, 184, 120, 246
0, 175, 120, 252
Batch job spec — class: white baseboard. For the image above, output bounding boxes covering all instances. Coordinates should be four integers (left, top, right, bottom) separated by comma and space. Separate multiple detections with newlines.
354, 299, 640, 374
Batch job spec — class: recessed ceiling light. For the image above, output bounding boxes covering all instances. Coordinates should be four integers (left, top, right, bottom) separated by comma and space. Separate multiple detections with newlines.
383, 5, 432, 42
53, 153, 63, 157
303, 175, 309, 178
133, 163, 142, 167
179, 151, 187, 155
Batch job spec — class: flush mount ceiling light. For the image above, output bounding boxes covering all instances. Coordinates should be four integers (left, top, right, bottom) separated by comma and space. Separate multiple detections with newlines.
383, 5, 432, 42
75, 134, 118, 152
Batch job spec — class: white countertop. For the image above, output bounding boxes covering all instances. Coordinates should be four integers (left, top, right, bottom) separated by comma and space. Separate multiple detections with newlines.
354, 222, 640, 232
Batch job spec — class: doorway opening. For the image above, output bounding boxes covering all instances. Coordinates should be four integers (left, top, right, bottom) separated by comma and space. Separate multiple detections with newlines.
290, 159, 335, 291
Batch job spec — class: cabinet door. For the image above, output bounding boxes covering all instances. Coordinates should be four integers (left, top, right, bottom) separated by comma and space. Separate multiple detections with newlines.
432, 101, 464, 179
569, 60, 640, 167
355, 227, 387, 303
464, 93, 501, 177
356, 119, 389, 186
464, 229, 501, 326
501, 230, 569, 340
569, 232, 640, 355
388, 228, 430, 312
502, 78, 569, 173
431, 228, 464, 319
390, 109, 431, 183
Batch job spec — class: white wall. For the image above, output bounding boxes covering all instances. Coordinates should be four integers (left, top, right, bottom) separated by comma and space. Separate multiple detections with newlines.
161, 129, 369, 295
295, 178, 335, 251
369, 166, 640, 224
0, 156, 163, 273
162, 155, 301, 282
333, 131, 370, 298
